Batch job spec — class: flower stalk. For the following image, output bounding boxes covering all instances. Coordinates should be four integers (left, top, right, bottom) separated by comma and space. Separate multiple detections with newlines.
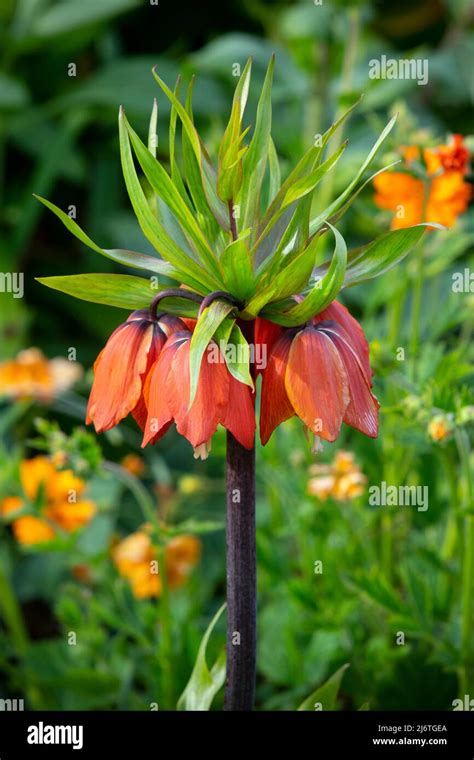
224, 431, 256, 710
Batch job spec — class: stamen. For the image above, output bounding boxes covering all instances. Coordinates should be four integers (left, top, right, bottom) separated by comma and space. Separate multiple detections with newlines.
193, 441, 212, 460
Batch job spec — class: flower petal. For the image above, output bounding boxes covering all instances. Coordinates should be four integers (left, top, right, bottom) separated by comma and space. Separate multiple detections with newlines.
285, 327, 349, 442
132, 326, 168, 432
260, 332, 295, 445
166, 339, 229, 448
87, 320, 155, 432
314, 300, 373, 384
141, 334, 187, 447
254, 317, 284, 376
319, 322, 379, 438
222, 375, 255, 449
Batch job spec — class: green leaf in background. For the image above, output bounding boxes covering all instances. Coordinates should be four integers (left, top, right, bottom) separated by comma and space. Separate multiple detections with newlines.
35, 273, 157, 311
177, 603, 226, 711
24, 0, 141, 42
189, 300, 236, 407
297, 663, 350, 711
0, 73, 30, 110
315, 224, 433, 288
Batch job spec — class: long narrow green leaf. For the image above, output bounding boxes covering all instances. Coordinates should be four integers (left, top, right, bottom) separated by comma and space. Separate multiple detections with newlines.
220, 236, 255, 300
224, 323, 253, 388
153, 67, 229, 230
240, 55, 274, 232
36, 273, 157, 310
33, 195, 176, 277
298, 664, 350, 711
148, 97, 158, 158
167, 77, 193, 210
267, 137, 281, 204
189, 300, 236, 407
177, 604, 226, 711
309, 115, 397, 234
252, 142, 347, 259
118, 108, 218, 292
242, 234, 319, 318
36, 274, 201, 317
260, 97, 361, 230
182, 80, 221, 241
217, 58, 252, 202
321, 160, 400, 230
124, 114, 224, 281
262, 223, 347, 325
314, 224, 432, 288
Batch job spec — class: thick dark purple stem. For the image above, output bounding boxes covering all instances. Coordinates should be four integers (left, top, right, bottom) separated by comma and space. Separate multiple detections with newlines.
224, 433, 256, 711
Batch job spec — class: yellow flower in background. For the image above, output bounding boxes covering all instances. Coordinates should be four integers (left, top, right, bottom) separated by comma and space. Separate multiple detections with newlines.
178, 474, 206, 496
373, 134, 471, 230
0, 348, 82, 401
112, 529, 201, 599
308, 450, 366, 502
0, 456, 96, 545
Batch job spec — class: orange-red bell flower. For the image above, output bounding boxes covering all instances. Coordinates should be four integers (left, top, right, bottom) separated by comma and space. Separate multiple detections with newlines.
259, 300, 379, 444
141, 328, 255, 456
86, 309, 184, 433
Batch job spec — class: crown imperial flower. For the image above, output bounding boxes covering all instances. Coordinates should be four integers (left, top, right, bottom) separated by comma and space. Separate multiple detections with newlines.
37, 60, 432, 455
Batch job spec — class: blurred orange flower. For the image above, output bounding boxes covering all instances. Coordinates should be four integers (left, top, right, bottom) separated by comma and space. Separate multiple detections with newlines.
427, 415, 452, 442
308, 450, 366, 502
373, 134, 471, 229
112, 529, 201, 599
120, 453, 146, 477
0, 348, 82, 401
0, 456, 96, 545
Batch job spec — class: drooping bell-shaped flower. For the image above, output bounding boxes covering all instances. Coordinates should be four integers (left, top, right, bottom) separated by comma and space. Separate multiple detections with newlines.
259, 300, 379, 445
141, 328, 255, 457
86, 309, 184, 433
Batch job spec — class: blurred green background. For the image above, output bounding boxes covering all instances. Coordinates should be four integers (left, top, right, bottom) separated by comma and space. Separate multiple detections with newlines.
0, 0, 473, 711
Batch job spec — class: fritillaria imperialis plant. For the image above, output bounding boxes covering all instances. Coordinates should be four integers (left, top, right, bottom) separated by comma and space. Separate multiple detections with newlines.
36, 58, 432, 710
